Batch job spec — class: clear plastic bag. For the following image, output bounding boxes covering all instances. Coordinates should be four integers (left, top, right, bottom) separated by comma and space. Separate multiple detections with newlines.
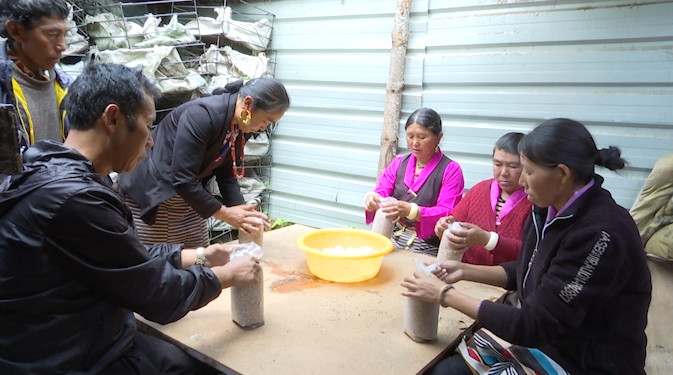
371, 197, 397, 238
403, 258, 441, 342
230, 242, 264, 329
437, 222, 468, 262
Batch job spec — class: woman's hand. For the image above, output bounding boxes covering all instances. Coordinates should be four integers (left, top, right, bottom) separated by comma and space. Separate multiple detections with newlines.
364, 193, 382, 212
382, 200, 411, 223
432, 260, 464, 284
434, 216, 455, 238
214, 204, 269, 233
400, 272, 446, 304
450, 222, 490, 249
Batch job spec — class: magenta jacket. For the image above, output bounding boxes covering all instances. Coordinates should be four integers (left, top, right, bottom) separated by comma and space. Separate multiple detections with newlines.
366, 150, 464, 239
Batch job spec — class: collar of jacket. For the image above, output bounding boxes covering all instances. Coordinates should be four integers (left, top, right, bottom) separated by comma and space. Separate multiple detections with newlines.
531, 174, 606, 224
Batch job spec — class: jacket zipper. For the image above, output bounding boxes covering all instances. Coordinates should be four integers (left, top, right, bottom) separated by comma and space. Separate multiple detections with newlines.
522, 211, 574, 289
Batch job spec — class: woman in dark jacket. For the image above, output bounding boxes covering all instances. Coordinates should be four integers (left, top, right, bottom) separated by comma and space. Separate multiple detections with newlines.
119, 77, 290, 248
401, 118, 651, 375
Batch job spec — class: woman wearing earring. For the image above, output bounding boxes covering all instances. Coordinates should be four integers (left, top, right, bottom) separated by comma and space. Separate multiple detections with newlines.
364, 108, 465, 256
118, 77, 290, 248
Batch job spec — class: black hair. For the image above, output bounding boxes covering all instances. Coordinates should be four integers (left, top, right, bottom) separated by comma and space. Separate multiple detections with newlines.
518, 118, 626, 184
0, 0, 69, 42
213, 77, 290, 113
493, 132, 525, 155
404, 108, 442, 135
64, 63, 159, 131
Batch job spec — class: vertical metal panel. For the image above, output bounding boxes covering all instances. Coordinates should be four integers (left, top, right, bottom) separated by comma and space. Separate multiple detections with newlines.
232, 0, 673, 228
425, 0, 673, 208
233, 0, 429, 228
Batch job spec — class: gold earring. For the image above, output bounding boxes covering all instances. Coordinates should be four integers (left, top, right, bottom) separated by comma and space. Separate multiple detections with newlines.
435, 145, 439, 152
240, 108, 252, 125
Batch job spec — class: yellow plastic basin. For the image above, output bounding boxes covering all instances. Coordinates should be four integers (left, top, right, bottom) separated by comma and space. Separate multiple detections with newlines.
296, 228, 394, 283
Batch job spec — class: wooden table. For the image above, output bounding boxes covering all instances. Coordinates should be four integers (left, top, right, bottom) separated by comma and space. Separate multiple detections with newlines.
141, 225, 505, 375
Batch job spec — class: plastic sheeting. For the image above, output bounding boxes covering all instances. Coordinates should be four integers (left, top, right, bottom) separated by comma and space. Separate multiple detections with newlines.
223, 46, 270, 79
135, 14, 196, 48
85, 13, 144, 50
184, 7, 271, 52
95, 45, 206, 94
65, 5, 88, 56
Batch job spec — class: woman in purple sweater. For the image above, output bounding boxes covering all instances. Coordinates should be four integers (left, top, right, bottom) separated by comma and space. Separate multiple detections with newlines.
402, 118, 651, 375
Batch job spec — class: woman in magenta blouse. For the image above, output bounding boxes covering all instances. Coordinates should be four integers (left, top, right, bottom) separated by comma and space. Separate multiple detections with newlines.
364, 108, 464, 256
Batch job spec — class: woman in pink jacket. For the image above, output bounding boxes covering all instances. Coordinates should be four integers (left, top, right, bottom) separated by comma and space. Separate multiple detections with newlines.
364, 108, 464, 256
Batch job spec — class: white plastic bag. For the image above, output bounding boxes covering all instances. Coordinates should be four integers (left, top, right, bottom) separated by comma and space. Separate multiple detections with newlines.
85, 13, 144, 50
437, 222, 468, 262
403, 259, 440, 342
223, 46, 269, 79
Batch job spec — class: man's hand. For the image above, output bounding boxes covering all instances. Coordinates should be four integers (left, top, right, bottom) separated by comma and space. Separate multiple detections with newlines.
212, 255, 261, 289
202, 244, 233, 267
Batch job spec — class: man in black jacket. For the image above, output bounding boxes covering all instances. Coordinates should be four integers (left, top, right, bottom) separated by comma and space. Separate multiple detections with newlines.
0, 63, 261, 374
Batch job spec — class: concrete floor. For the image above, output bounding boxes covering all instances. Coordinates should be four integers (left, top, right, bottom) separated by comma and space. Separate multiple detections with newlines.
645, 258, 673, 374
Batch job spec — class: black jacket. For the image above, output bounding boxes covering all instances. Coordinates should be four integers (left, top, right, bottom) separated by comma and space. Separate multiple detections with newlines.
478, 175, 651, 375
0, 141, 221, 374
118, 92, 245, 225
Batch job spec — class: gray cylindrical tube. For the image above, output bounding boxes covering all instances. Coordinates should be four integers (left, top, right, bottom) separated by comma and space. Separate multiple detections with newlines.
437, 222, 467, 262
371, 208, 394, 238
371, 196, 397, 238
231, 269, 264, 329
403, 296, 439, 342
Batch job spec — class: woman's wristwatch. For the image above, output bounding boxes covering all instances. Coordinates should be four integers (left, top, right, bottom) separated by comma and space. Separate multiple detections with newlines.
439, 284, 454, 307
195, 247, 205, 266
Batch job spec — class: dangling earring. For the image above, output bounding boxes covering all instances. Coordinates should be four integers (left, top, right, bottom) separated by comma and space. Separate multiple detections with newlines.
434, 145, 439, 153
240, 108, 252, 125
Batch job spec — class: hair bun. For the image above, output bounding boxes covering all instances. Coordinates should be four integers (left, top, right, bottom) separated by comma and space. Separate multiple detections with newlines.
595, 146, 626, 171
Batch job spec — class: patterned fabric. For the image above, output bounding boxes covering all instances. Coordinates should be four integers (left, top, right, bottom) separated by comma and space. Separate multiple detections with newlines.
127, 194, 209, 248
392, 223, 437, 256
457, 329, 569, 375
6, 44, 49, 81
495, 197, 506, 222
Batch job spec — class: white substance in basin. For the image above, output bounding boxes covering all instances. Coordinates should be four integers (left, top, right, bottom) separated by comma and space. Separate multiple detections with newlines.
318, 246, 376, 255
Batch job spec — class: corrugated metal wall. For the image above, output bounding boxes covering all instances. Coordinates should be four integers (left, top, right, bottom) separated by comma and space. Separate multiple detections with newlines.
232, 0, 673, 229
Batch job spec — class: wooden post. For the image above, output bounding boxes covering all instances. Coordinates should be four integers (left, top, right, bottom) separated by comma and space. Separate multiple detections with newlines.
378, 0, 411, 176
